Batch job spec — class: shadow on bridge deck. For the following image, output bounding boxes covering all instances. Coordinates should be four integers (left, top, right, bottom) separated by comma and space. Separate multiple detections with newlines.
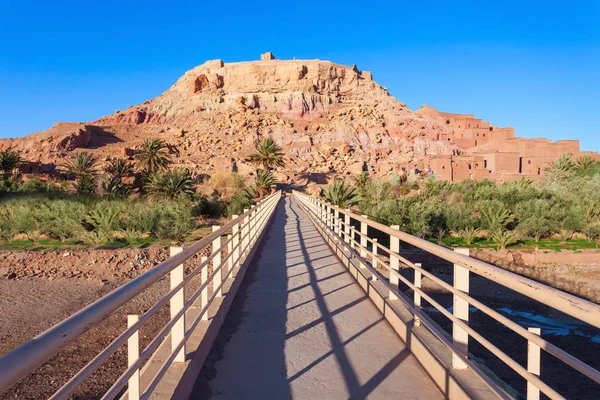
191, 197, 442, 399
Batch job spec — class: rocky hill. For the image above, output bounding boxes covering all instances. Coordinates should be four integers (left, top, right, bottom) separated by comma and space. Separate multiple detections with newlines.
1, 53, 464, 183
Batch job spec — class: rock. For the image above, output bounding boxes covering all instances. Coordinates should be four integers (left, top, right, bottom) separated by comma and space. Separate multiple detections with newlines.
273, 171, 290, 183
348, 161, 366, 175
213, 157, 234, 173
172, 128, 185, 138
236, 161, 254, 176
122, 147, 135, 157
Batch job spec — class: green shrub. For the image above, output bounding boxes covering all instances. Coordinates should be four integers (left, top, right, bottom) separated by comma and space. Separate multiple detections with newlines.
152, 202, 195, 240
226, 195, 252, 217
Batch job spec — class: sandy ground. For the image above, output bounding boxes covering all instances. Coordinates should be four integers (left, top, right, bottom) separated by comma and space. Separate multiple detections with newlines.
0, 249, 211, 399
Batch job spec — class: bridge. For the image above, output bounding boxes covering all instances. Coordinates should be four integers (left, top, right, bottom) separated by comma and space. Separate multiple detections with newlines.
0, 191, 598, 399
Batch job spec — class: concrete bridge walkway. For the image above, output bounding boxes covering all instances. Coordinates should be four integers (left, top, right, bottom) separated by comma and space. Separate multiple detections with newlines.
191, 197, 443, 399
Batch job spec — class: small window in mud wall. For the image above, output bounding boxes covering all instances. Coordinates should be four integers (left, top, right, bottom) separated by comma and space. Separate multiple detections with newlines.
537, 167, 541, 175
528, 160, 531, 164
484, 160, 487, 168
442, 166, 445, 169
468, 164, 472, 170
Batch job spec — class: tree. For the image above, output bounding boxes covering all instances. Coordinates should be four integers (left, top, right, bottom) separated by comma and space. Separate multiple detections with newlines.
458, 227, 481, 245
576, 155, 595, 171
61, 151, 99, 195
135, 138, 171, 174
548, 153, 576, 172
490, 230, 520, 250
101, 158, 132, 197
247, 137, 285, 170
0, 149, 23, 190
322, 180, 357, 208
145, 168, 194, 200
479, 202, 514, 232
253, 169, 276, 199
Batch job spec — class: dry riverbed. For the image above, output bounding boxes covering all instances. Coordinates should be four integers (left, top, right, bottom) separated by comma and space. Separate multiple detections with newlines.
0, 247, 211, 400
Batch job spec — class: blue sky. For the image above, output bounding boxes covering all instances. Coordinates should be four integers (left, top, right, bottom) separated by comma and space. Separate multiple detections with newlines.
0, 1, 598, 151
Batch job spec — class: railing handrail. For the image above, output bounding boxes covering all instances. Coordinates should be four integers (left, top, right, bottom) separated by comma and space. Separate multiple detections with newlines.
293, 190, 600, 400
0, 190, 282, 396
293, 191, 600, 328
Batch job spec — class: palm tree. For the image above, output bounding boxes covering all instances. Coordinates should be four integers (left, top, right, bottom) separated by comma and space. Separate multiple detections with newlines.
576, 155, 595, 171
247, 137, 285, 170
102, 158, 132, 197
135, 138, 171, 174
62, 151, 98, 177
253, 169, 276, 199
0, 149, 23, 189
322, 180, 357, 208
490, 229, 520, 250
105, 158, 132, 178
145, 168, 194, 200
61, 151, 98, 195
548, 153, 576, 172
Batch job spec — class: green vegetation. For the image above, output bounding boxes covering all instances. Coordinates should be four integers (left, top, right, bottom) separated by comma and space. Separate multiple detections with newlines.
246, 137, 285, 170
0, 137, 286, 249
322, 180, 357, 208
323, 155, 600, 251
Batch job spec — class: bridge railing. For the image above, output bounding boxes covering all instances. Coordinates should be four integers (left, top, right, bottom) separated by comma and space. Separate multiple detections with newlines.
0, 190, 282, 400
293, 190, 600, 400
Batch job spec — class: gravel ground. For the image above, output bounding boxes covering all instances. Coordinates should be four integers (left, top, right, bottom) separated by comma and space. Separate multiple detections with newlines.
0, 249, 210, 400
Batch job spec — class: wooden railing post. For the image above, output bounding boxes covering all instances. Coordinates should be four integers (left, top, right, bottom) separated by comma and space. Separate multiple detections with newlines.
528, 327, 542, 400
212, 226, 222, 297
453, 247, 470, 369
169, 246, 185, 363
127, 314, 140, 400
201, 256, 208, 321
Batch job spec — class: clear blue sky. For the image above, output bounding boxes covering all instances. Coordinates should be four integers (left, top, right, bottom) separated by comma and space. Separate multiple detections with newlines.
1, 1, 598, 151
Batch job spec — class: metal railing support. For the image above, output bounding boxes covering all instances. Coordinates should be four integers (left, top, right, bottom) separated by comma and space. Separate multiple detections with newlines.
334, 209, 339, 235
227, 234, 233, 275
360, 215, 368, 268
169, 246, 186, 363
344, 210, 351, 244
389, 225, 400, 300
372, 238, 378, 281
212, 226, 222, 297
453, 247, 470, 369
201, 256, 208, 321
232, 215, 239, 273
242, 209, 250, 258
414, 263, 422, 326
528, 327, 542, 400
127, 315, 140, 400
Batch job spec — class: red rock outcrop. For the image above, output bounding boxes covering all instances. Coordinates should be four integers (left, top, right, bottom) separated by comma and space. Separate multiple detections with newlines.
14, 54, 585, 184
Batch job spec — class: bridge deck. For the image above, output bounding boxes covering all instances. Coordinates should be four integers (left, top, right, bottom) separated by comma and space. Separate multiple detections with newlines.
192, 197, 442, 399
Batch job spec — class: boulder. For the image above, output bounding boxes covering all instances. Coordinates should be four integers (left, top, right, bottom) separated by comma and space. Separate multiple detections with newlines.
213, 157, 234, 173
348, 161, 366, 175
